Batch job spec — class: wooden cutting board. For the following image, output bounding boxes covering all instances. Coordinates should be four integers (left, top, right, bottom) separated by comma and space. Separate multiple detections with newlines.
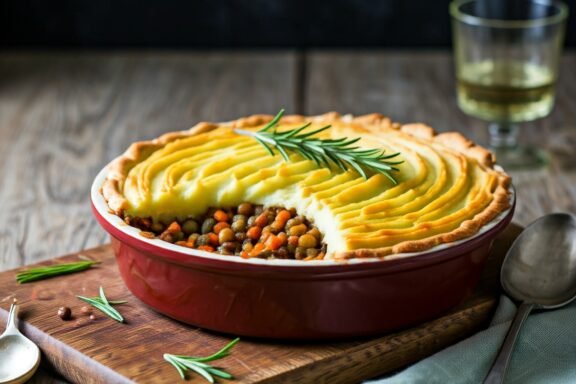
0, 224, 521, 384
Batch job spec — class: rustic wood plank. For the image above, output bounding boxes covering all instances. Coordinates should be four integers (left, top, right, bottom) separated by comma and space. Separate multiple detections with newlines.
0, 224, 521, 384
305, 50, 576, 226
0, 52, 297, 271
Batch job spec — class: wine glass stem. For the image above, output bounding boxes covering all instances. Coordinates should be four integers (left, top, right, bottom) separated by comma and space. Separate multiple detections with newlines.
488, 122, 519, 150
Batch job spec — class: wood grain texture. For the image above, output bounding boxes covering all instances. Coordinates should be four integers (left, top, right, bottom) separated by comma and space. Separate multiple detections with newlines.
0, 224, 521, 384
1, 50, 574, 269
305, 51, 576, 226
0, 52, 297, 271
0, 50, 574, 383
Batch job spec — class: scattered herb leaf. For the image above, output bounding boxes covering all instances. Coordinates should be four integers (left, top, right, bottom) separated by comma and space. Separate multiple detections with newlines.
164, 337, 240, 382
16, 260, 99, 284
77, 286, 126, 323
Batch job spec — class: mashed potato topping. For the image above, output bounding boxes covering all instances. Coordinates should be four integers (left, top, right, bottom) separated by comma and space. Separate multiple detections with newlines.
102, 113, 511, 259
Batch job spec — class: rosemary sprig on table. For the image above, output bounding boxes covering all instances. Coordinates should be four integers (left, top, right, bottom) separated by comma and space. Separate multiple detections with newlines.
77, 286, 126, 323
234, 109, 403, 183
164, 337, 240, 383
16, 260, 99, 284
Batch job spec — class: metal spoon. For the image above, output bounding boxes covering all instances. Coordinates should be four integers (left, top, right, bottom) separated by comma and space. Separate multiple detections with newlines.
0, 303, 41, 384
484, 213, 576, 384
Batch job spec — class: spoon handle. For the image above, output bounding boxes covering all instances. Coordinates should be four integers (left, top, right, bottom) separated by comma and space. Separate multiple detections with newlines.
483, 302, 534, 384
3, 303, 20, 336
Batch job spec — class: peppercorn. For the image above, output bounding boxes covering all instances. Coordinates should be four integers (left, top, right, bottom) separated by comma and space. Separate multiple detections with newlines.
80, 305, 93, 315
57, 306, 72, 320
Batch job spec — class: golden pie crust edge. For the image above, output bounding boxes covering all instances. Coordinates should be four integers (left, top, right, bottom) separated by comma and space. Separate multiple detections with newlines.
101, 113, 512, 259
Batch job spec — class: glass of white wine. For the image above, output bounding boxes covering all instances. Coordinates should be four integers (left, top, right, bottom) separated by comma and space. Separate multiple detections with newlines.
450, 0, 568, 168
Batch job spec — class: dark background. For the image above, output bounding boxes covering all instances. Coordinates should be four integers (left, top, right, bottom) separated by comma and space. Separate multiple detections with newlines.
0, 0, 574, 49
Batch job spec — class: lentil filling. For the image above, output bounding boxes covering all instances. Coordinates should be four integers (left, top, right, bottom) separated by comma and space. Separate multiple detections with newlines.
124, 203, 327, 260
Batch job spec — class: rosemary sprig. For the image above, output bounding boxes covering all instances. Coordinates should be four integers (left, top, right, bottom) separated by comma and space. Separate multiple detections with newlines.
16, 260, 99, 284
164, 337, 240, 382
77, 286, 126, 323
234, 109, 403, 183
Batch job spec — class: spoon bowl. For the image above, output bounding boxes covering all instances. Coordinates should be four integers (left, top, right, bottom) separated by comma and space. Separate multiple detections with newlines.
484, 213, 576, 384
502, 213, 576, 308
0, 304, 41, 384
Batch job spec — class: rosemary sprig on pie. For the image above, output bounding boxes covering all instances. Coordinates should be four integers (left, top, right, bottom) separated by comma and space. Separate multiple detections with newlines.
234, 109, 402, 183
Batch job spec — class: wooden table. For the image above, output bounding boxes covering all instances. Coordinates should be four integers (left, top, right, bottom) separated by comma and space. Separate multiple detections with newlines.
0, 51, 575, 383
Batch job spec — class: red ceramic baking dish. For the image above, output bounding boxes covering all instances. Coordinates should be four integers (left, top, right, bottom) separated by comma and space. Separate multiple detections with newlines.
91, 166, 515, 340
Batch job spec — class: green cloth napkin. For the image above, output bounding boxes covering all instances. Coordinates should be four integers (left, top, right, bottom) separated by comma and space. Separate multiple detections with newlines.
369, 296, 576, 384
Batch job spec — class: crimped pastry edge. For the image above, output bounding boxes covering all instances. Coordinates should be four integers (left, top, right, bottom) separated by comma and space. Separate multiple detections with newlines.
101, 113, 512, 260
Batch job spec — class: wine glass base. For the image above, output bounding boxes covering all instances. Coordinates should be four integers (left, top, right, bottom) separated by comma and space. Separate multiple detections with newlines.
491, 146, 548, 170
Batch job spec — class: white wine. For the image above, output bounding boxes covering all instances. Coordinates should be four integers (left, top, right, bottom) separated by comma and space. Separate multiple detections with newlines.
457, 61, 555, 123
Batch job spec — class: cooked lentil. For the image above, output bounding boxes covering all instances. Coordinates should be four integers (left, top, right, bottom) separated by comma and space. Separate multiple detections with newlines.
127, 203, 326, 260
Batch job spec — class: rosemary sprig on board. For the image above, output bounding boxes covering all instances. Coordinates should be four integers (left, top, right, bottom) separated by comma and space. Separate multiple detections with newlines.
164, 337, 240, 383
234, 109, 402, 183
16, 260, 99, 284
77, 286, 127, 323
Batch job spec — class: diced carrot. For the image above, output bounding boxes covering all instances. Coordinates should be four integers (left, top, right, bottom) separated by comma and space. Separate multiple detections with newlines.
265, 234, 283, 250
288, 235, 299, 246
260, 232, 271, 243
240, 251, 250, 259
304, 251, 324, 261
255, 213, 269, 227
250, 242, 265, 256
208, 233, 219, 246
213, 221, 230, 234
270, 221, 283, 231
275, 210, 291, 226
277, 232, 288, 245
247, 226, 262, 240
176, 241, 195, 248
166, 221, 181, 233
197, 245, 215, 252
139, 231, 156, 239
213, 209, 229, 222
